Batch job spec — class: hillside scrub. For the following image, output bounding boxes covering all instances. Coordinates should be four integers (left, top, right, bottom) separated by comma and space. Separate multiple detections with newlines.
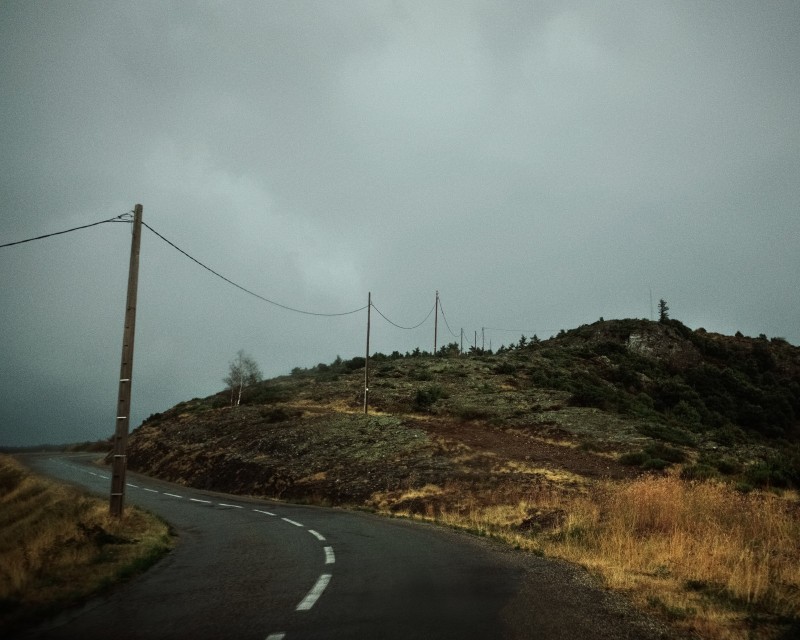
125, 318, 800, 638
0, 454, 173, 632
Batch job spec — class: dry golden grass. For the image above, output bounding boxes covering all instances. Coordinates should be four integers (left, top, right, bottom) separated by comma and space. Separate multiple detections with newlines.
0, 454, 173, 630
383, 474, 800, 640
539, 476, 800, 638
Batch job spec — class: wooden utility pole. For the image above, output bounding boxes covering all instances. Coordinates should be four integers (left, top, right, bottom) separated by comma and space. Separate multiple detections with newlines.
460, 328, 464, 355
364, 292, 371, 414
110, 204, 142, 517
433, 290, 439, 355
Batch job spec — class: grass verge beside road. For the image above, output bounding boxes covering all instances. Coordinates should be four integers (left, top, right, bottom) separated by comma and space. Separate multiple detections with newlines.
0, 454, 173, 632
384, 474, 800, 640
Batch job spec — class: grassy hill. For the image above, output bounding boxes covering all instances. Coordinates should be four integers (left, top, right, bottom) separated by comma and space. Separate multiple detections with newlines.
128, 318, 799, 500
123, 317, 800, 640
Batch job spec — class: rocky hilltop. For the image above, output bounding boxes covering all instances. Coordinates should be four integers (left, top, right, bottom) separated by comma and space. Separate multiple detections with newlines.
121, 318, 800, 507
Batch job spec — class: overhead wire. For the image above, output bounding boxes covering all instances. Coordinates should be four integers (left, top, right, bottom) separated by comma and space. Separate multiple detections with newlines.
436, 295, 461, 340
1, 210, 557, 339
0, 212, 133, 248
371, 299, 436, 330
142, 222, 368, 317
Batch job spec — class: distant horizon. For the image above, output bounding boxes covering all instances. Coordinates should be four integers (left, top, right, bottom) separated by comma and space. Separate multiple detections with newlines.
2, 314, 796, 448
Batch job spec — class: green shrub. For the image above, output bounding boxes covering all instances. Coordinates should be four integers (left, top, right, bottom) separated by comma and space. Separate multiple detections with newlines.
699, 453, 742, 475
494, 362, 517, 375
644, 443, 686, 464
620, 451, 649, 466
642, 458, 669, 471
344, 357, 366, 371
451, 402, 491, 421
680, 464, 719, 481
636, 423, 697, 447
744, 454, 799, 489
413, 385, 448, 411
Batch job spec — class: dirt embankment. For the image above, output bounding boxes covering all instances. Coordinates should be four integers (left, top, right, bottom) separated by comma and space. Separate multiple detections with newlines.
123, 397, 639, 515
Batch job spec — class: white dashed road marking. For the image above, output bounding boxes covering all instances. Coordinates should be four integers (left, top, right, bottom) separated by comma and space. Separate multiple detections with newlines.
296, 574, 332, 611
56, 460, 339, 633
281, 517, 304, 527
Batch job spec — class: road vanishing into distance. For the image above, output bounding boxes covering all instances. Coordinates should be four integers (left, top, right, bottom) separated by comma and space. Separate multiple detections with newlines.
17, 454, 667, 640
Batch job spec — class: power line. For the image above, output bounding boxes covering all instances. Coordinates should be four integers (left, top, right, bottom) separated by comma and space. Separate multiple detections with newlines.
0, 212, 132, 248
142, 222, 368, 317
371, 299, 435, 330
0, 210, 561, 340
437, 296, 460, 340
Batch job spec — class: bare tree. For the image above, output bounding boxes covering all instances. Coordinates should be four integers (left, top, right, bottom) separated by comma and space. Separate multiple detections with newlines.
224, 350, 262, 406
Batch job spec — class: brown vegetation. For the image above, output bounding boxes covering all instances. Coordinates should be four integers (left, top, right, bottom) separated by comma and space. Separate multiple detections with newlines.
0, 454, 173, 631
124, 318, 800, 639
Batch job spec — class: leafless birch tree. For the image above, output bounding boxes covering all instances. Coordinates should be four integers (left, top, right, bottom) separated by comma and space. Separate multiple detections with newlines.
224, 350, 262, 406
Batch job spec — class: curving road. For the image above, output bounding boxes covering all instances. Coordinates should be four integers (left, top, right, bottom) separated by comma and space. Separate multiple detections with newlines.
16, 454, 667, 640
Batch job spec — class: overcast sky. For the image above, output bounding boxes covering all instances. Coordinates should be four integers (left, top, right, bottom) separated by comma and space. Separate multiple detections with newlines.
2, 1, 798, 446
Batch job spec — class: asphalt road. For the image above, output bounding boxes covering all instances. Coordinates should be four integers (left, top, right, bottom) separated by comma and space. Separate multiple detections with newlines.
16, 453, 669, 640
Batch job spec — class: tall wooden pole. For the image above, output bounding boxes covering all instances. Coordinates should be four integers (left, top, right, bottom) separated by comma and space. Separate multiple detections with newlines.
363, 292, 371, 415
110, 204, 142, 517
433, 290, 439, 355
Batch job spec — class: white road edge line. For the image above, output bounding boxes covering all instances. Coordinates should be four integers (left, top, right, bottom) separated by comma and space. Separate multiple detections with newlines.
281, 517, 304, 527
253, 509, 276, 516
266, 633, 286, 640
324, 546, 335, 565
218, 503, 243, 509
163, 493, 183, 498
296, 574, 332, 611
190, 498, 212, 504
308, 529, 326, 541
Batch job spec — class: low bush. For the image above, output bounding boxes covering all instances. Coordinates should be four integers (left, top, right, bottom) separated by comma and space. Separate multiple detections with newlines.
680, 464, 719, 482
620, 451, 649, 466
413, 386, 448, 411
644, 443, 686, 464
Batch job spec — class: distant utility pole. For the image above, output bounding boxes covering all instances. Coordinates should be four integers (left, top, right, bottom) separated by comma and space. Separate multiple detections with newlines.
364, 291, 371, 415
460, 328, 464, 355
433, 290, 439, 355
110, 204, 142, 517
482, 327, 485, 352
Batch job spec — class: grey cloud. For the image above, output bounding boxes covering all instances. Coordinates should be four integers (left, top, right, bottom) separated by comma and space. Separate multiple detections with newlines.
2, 1, 798, 446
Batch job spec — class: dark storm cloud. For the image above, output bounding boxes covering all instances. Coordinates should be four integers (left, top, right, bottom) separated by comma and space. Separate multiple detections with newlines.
2, 1, 798, 446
